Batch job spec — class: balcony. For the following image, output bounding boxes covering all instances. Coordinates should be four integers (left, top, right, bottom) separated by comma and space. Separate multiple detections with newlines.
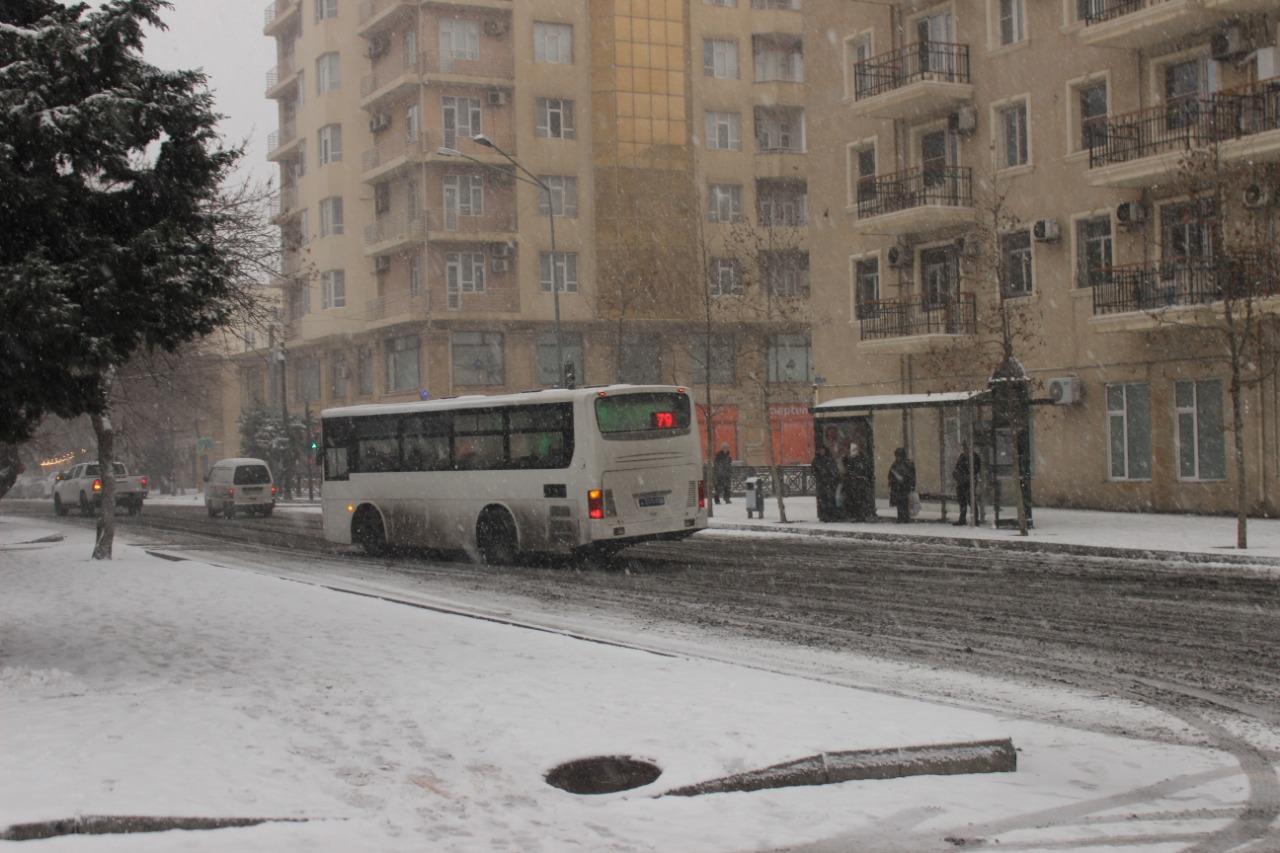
1079, 0, 1224, 50
361, 55, 424, 109
269, 186, 300, 222
1087, 81, 1280, 187
265, 56, 300, 99
366, 290, 430, 326
1091, 256, 1280, 329
853, 166, 975, 236
422, 50, 515, 83
857, 295, 977, 351
364, 213, 427, 256
356, 0, 416, 38
263, 0, 300, 37
848, 42, 972, 121
362, 131, 427, 182
423, 208, 517, 240
266, 119, 300, 160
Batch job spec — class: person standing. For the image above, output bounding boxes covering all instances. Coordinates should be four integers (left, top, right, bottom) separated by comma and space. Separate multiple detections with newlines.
812, 445, 839, 522
842, 442, 873, 522
888, 447, 916, 524
952, 441, 982, 526
712, 443, 733, 505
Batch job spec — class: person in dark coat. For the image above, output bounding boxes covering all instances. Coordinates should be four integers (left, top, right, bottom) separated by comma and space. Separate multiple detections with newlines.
712, 443, 732, 504
888, 447, 916, 524
842, 442, 873, 522
952, 441, 982, 526
812, 445, 839, 522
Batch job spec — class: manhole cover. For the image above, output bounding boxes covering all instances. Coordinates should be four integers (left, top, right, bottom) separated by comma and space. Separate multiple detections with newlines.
545, 755, 661, 795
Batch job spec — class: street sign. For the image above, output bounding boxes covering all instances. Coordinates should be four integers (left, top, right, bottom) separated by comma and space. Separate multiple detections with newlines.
195, 437, 214, 452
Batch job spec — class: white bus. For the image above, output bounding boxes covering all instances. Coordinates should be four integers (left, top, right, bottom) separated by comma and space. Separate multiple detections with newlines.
319, 385, 707, 561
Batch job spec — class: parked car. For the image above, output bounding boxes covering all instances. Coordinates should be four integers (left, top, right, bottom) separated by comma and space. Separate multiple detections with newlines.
204, 458, 276, 519
11, 473, 55, 499
53, 462, 148, 516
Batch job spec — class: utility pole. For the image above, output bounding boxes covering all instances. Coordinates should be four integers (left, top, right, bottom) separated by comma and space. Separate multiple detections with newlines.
277, 338, 291, 500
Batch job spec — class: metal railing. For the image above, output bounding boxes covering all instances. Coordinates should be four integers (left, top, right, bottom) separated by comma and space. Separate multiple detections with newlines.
1092, 256, 1280, 315
422, 51, 516, 79
855, 166, 973, 219
1088, 79, 1280, 168
364, 212, 427, 246
1083, 0, 1172, 25
423, 208, 517, 234
366, 290, 429, 321
726, 466, 817, 497
267, 119, 297, 157
362, 129, 426, 173
858, 294, 977, 340
361, 54, 423, 98
265, 55, 296, 94
852, 41, 970, 100
358, 0, 412, 26
269, 186, 298, 219
263, 0, 298, 29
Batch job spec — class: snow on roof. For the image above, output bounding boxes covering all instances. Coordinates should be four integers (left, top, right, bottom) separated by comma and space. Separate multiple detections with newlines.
814, 390, 989, 415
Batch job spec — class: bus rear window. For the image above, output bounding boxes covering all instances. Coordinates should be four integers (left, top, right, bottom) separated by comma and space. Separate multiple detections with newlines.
595, 393, 691, 436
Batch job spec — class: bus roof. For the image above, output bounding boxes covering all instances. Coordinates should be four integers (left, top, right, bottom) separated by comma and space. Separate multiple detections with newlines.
320, 384, 688, 420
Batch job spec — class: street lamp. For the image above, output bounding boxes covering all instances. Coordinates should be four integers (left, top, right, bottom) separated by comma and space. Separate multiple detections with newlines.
437, 136, 568, 388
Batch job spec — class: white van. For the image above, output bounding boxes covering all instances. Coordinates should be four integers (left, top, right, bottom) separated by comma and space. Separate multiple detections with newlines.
204, 458, 276, 518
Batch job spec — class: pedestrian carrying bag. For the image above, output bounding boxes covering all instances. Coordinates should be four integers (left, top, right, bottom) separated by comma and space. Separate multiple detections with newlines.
908, 490, 922, 518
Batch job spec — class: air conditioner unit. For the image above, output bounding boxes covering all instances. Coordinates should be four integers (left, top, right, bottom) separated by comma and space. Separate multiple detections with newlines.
1046, 376, 1081, 406
1032, 218, 1061, 242
483, 18, 509, 37
948, 106, 977, 136
486, 89, 508, 107
369, 113, 391, 134
1211, 25, 1248, 61
374, 256, 391, 274
1116, 200, 1147, 227
1243, 183, 1271, 209
491, 242, 512, 258
490, 258, 509, 273
366, 36, 389, 60
887, 245, 911, 268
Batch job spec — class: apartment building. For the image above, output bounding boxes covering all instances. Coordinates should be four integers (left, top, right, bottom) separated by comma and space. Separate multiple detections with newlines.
807, 0, 1280, 514
232, 0, 815, 468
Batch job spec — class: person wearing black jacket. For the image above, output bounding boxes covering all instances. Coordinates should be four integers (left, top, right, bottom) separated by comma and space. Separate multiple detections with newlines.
888, 447, 916, 524
952, 441, 981, 526
812, 445, 839, 522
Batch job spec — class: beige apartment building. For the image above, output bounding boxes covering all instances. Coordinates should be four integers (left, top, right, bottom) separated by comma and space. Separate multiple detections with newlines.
806, 0, 1280, 515
228, 0, 818, 469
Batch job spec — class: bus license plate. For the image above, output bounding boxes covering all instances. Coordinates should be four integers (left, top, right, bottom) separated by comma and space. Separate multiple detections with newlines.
638, 495, 665, 508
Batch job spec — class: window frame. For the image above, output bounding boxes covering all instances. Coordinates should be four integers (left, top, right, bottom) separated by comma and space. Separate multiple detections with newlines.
705, 111, 742, 151
321, 269, 346, 309
319, 196, 344, 237
317, 123, 342, 165
703, 38, 740, 80
316, 51, 341, 94
1073, 212, 1113, 289
539, 251, 579, 293
533, 21, 574, 65
993, 96, 1030, 171
767, 333, 811, 384
385, 334, 421, 393
1000, 229, 1034, 297
707, 183, 743, 223
451, 331, 506, 387
1175, 378, 1227, 482
1106, 382, 1152, 481
537, 176, 579, 218
536, 97, 576, 139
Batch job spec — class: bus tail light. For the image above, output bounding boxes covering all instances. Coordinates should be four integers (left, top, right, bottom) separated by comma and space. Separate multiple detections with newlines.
698, 480, 705, 509
271, 485, 278, 496
92, 479, 101, 492
139, 477, 148, 489
588, 489, 604, 520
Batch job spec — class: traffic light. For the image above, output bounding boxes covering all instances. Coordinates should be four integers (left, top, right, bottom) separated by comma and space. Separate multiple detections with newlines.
309, 432, 319, 452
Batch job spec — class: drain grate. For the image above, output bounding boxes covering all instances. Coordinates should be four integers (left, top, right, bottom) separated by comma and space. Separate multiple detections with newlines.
545, 756, 662, 795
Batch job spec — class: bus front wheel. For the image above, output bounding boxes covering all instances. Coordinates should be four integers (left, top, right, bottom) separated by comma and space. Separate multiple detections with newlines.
476, 508, 518, 566
353, 507, 387, 557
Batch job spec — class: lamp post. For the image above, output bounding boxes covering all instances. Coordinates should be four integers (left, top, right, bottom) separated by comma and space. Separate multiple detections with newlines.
438, 136, 567, 388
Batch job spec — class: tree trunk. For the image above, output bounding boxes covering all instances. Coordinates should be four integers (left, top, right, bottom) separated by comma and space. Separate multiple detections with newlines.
0, 443, 22, 502
1231, 366, 1248, 549
91, 412, 115, 560
761, 385, 788, 524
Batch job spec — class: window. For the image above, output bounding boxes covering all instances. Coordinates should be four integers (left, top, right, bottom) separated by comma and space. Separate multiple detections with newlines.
385, 335, 420, 392
318, 124, 342, 165
755, 107, 804, 152
539, 251, 579, 293
314, 0, 337, 21
707, 183, 743, 223
292, 140, 306, 177
690, 334, 736, 385
709, 257, 743, 296
753, 0, 800, 8
1076, 0, 1105, 22
998, 100, 1029, 168
536, 98, 576, 139
757, 181, 807, 226
847, 34, 873, 98
1079, 81, 1108, 151
1164, 57, 1211, 119
703, 39, 739, 79
452, 331, 504, 386
443, 174, 484, 217
854, 257, 879, 318
537, 332, 584, 386
706, 0, 736, 5
289, 279, 311, 318
1107, 383, 1151, 480
618, 335, 663, 385
761, 250, 809, 297
1175, 379, 1225, 481
1076, 215, 1112, 288
321, 269, 346, 309
705, 111, 742, 151
768, 334, 810, 383
357, 345, 374, 395
297, 209, 310, 246
998, 0, 1025, 45
1161, 199, 1217, 261
920, 245, 960, 305
1000, 231, 1033, 297
406, 179, 419, 221
316, 52, 340, 93
439, 19, 480, 64
240, 366, 265, 405
534, 22, 573, 64
537, 176, 578, 217
374, 182, 391, 215
319, 196, 343, 236
298, 359, 321, 403
852, 144, 876, 205
445, 251, 486, 298
404, 29, 418, 67
330, 351, 348, 399
408, 254, 422, 296
406, 103, 420, 142
752, 36, 803, 83
441, 96, 481, 149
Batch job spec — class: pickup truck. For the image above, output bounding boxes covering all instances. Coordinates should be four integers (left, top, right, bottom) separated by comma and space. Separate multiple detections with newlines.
53, 462, 148, 516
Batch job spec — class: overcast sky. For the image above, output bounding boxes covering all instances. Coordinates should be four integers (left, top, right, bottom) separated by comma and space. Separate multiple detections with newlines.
143, 1, 277, 186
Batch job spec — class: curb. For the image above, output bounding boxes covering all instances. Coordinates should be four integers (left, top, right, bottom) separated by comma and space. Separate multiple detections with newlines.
706, 521, 1280, 568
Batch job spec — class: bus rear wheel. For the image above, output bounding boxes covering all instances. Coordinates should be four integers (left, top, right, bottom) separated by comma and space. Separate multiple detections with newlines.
476, 508, 518, 566
353, 507, 387, 557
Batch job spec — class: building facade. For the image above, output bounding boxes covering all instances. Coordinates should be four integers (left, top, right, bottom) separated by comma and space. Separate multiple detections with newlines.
806, 0, 1280, 514
232, 0, 816, 470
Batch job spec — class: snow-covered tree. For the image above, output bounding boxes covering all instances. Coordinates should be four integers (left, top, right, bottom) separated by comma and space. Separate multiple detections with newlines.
0, 0, 241, 556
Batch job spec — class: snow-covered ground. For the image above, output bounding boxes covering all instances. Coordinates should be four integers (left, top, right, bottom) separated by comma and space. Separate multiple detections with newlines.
0, 517, 1252, 851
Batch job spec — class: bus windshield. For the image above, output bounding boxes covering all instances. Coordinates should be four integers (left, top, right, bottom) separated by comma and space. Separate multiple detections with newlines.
595, 392, 691, 436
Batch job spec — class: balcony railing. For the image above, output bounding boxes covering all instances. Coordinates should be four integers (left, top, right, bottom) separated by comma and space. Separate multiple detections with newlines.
1089, 80, 1280, 168
852, 41, 970, 100
361, 54, 423, 98
267, 119, 297, 156
423, 208, 517, 234
421, 51, 515, 79
1083, 0, 1168, 25
269, 186, 298, 219
1092, 256, 1280, 315
364, 212, 426, 246
358, 0, 411, 26
858, 294, 976, 340
366, 290, 429, 321
265, 56, 296, 94
855, 166, 973, 219
263, 0, 298, 29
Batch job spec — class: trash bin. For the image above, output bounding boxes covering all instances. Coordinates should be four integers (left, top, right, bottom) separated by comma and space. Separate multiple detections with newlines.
744, 476, 765, 519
